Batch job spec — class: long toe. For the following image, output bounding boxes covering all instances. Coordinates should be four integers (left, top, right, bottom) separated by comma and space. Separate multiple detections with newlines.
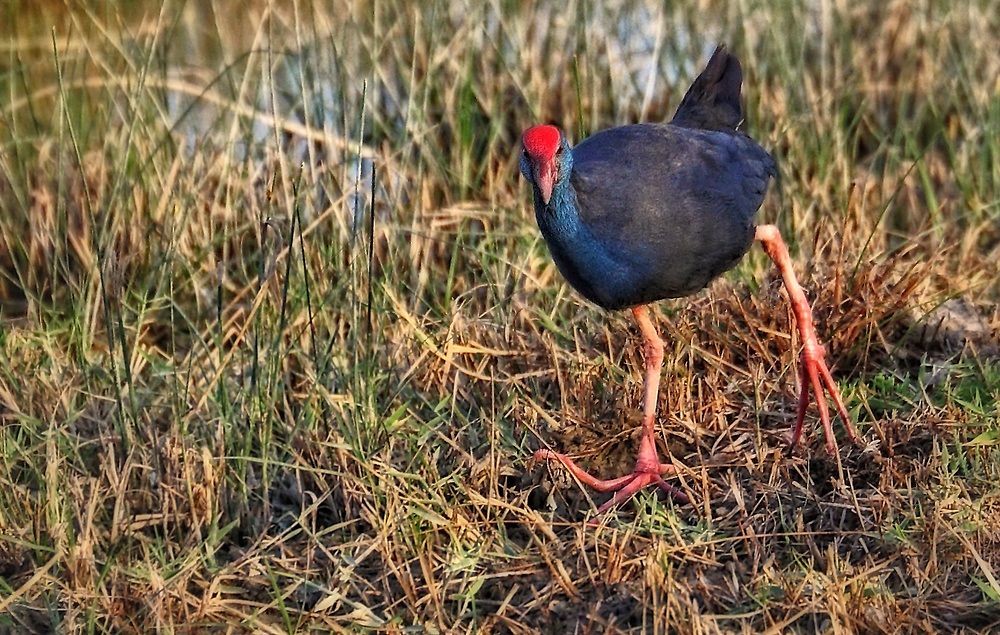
815, 356, 859, 443
654, 475, 690, 504
806, 358, 838, 454
533, 450, 640, 492
797, 350, 859, 454
789, 364, 811, 447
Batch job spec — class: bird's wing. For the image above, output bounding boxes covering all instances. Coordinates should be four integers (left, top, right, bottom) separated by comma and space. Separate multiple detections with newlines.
571, 123, 775, 233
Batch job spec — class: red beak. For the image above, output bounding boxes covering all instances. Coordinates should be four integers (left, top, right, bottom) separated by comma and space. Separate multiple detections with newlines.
534, 160, 556, 205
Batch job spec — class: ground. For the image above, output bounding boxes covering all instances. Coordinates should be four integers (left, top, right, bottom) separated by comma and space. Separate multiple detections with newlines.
0, 1, 999, 633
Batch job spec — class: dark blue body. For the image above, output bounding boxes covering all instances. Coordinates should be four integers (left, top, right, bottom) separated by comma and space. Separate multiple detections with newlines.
534, 124, 775, 310
528, 47, 777, 310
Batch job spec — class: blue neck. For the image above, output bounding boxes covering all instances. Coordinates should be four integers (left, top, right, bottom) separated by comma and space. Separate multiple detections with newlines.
532, 162, 636, 309
536, 172, 581, 239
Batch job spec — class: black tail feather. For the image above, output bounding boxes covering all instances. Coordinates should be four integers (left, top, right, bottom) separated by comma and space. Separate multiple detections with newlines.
671, 44, 743, 132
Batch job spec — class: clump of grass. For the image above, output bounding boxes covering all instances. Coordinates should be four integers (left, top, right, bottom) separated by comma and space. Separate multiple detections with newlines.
1, 0, 999, 632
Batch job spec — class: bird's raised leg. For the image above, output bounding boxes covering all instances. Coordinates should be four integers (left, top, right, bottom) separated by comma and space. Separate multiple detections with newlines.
754, 225, 859, 453
533, 305, 689, 520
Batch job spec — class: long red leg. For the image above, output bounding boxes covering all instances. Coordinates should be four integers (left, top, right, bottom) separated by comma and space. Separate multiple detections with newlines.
532, 305, 688, 520
755, 225, 859, 452
632, 305, 666, 473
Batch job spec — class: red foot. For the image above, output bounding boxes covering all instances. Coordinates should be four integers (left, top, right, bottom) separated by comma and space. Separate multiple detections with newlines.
532, 444, 688, 523
756, 225, 860, 453
532, 306, 690, 522
790, 336, 859, 454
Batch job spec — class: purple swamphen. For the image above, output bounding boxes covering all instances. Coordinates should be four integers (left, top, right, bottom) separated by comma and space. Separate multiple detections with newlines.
520, 45, 859, 518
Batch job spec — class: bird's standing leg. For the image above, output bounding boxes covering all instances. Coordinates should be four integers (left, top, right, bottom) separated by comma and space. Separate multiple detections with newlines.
632, 305, 669, 473
754, 225, 859, 453
533, 305, 689, 520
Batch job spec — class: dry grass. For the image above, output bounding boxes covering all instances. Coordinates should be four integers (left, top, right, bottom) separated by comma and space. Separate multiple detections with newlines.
1, 0, 999, 632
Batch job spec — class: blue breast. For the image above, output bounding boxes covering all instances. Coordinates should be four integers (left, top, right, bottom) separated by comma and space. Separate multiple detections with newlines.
534, 184, 641, 310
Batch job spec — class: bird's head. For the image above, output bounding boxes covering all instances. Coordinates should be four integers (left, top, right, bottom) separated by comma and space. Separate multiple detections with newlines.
519, 124, 571, 206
